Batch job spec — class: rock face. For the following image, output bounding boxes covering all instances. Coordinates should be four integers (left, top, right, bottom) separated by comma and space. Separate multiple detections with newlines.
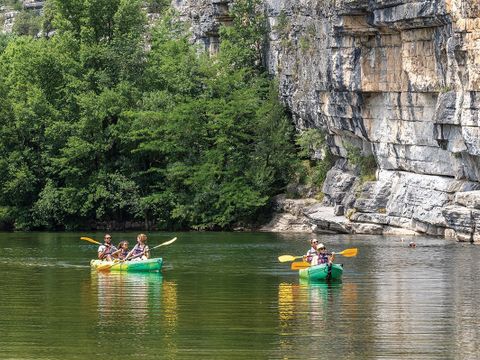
174, 0, 232, 54
259, 195, 317, 232
0, 1, 43, 33
261, 0, 480, 242
1, 10, 18, 33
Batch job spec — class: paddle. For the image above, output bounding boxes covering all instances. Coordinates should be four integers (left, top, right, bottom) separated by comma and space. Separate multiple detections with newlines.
289, 248, 358, 270
125, 237, 178, 261
335, 248, 358, 257
80, 236, 102, 246
279, 247, 358, 263
278, 255, 303, 263
291, 261, 311, 270
81, 235, 122, 254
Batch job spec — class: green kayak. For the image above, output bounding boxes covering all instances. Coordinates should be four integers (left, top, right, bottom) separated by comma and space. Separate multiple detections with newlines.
299, 263, 343, 282
90, 257, 163, 272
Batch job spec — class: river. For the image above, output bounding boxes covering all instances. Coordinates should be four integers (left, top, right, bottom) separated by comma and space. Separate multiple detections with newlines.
0, 232, 478, 359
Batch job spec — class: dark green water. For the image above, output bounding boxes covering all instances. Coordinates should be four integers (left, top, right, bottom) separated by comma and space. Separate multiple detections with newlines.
0, 232, 479, 359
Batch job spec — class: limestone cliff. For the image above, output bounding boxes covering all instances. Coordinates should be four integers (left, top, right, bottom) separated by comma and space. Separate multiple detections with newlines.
173, 0, 480, 242
262, 0, 480, 242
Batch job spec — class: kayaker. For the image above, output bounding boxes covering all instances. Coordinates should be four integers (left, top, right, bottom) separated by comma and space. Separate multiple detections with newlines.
303, 238, 319, 264
98, 234, 118, 261
125, 233, 150, 261
116, 241, 130, 260
316, 244, 335, 265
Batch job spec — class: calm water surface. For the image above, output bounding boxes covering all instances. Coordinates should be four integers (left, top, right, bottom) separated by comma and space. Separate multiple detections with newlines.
0, 232, 479, 359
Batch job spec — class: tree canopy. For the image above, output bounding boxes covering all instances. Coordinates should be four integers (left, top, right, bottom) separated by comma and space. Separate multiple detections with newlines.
0, 0, 298, 230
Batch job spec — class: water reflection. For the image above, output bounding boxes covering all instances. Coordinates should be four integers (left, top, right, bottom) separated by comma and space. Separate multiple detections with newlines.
278, 281, 343, 319
277, 280, 359, 358
162, 278, 178, 359
91, 272, 161, 325
90, 272, 178, 342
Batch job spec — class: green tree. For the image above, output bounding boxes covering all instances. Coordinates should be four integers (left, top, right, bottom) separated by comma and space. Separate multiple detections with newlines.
121, 2, 296, 229
0, 37, 67, 229
0, 0, 299, 231
218, 0, 267, 71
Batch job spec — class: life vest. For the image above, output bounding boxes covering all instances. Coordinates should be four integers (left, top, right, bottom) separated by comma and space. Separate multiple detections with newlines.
104, 245, 115, 255
318, 253, 330, 264
118, 249, 129, 259
132, 243, 148, 256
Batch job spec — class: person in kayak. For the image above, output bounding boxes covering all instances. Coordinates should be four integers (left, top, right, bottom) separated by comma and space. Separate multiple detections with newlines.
116, 241, 130, 260
98, 234, 118, 261
125, 233, 150, 261
315, 243, 335, 265
303, 238, 319, 264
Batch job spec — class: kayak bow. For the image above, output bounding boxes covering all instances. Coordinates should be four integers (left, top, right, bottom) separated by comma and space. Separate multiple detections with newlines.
299, 263, 343, 282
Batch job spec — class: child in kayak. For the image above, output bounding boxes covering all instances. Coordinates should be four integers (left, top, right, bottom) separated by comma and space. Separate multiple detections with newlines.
125, 233, 150, 261
116, 241, 129, 260
98, 234, 118, 261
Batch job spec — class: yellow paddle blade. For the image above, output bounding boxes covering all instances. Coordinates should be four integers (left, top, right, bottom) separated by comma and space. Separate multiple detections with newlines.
96, 259, 124, 271
96, 263, 112, 271
80, 236, 102, 246
153, 237, 177, 249
336, 248, 358, 257
291, 261, 310, 270
278, 255, 302, 263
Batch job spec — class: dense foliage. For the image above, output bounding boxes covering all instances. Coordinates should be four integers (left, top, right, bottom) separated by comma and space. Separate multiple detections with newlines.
0, 0, 298, 230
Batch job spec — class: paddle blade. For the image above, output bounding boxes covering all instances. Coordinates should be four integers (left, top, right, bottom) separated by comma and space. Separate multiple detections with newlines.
80, 236, 102, 246
278, 255, 299, 263
337, 248, 358, 257
96, 264, 112, 271
152, 237, 177, 250
291, 261, 310, 270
